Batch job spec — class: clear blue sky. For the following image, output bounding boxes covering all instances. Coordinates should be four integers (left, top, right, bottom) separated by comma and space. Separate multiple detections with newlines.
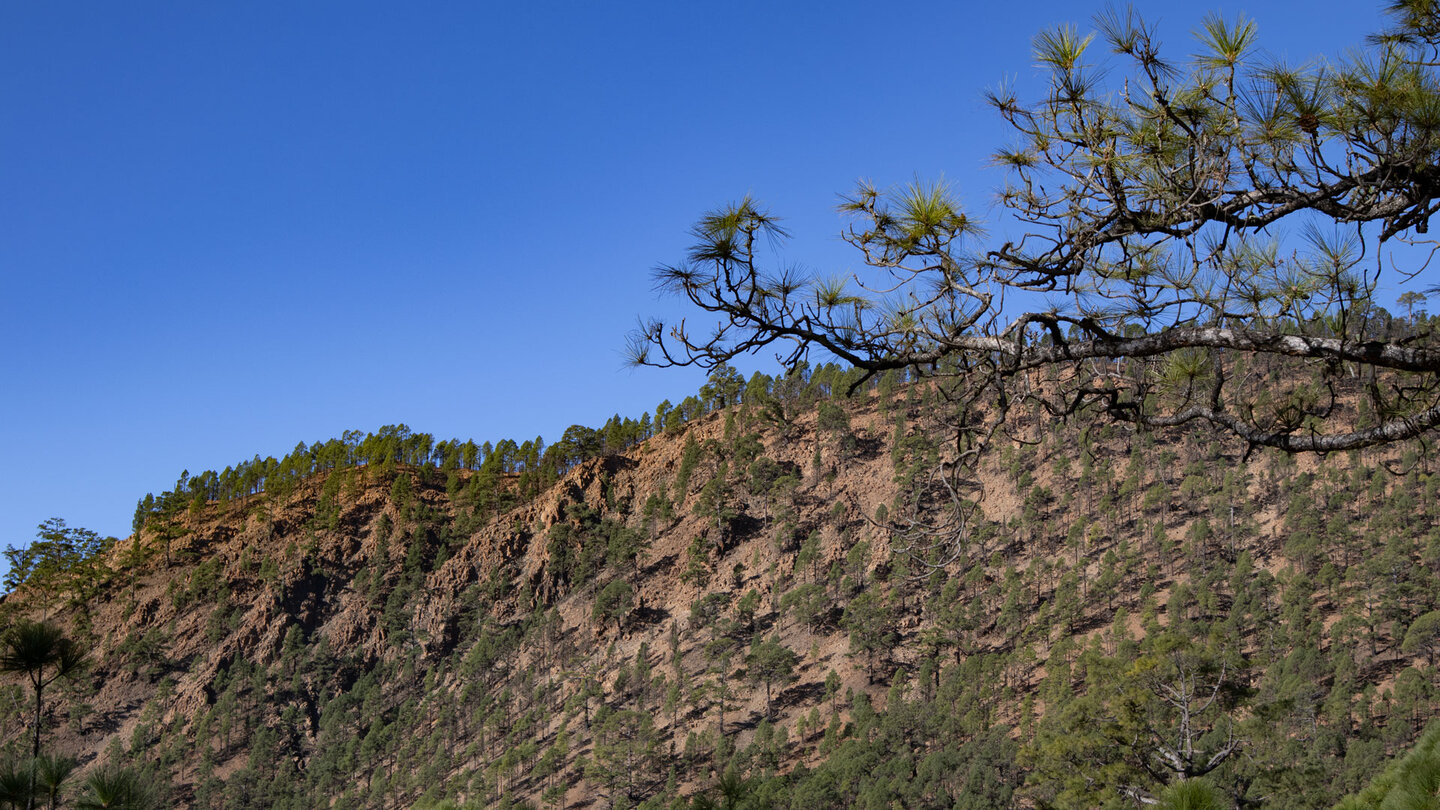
0, 1, 1393, 551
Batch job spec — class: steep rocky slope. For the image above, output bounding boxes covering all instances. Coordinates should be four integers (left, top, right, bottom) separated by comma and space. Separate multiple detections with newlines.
3, 381, 1439, 809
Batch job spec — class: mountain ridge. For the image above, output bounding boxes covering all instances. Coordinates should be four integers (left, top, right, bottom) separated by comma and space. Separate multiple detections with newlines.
2, 376, 1437, 808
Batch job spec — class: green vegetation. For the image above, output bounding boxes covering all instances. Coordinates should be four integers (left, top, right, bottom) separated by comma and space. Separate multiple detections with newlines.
1335, 718, 1440, 809
0, 621, 158, 809
3, 522, 113, 617
0, 353, 1433, 808
1, 620, 84, 807
634, 1, 1440, 459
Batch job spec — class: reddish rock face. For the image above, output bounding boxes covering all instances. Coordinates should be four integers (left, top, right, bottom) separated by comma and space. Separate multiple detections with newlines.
5, 388, 1434, 808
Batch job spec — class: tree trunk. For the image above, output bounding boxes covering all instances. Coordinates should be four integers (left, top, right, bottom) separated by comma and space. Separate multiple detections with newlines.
28, 675, 41, 810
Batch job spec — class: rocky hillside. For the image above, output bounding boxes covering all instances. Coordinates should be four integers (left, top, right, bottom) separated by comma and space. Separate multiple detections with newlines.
3, 377, 1439, 809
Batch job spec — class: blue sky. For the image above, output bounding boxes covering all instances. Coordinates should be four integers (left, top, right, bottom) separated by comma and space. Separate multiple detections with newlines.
0, 1, 1396, 551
